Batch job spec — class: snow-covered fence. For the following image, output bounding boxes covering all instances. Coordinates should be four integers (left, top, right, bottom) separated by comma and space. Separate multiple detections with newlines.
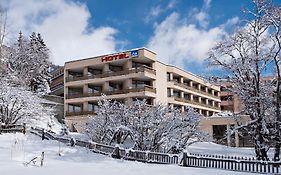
189, 153, 256, 161
0, 124, 26, 134
182, 153, 281, 174
28, 127, 179, 164
123, 149, 178, 164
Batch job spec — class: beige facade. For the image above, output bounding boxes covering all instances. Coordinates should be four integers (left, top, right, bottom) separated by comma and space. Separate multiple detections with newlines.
64, 48, 225, 137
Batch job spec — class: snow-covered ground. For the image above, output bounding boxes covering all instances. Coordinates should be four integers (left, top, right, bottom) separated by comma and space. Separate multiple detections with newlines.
188, 142, 255, 157
0, 133, 262, 175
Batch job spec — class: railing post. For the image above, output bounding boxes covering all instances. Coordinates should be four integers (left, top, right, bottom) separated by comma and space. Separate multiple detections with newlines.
182, 152, 187, 166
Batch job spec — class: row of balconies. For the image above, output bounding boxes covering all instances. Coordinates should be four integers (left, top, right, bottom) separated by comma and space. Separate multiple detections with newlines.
170, 80, 220, 100
172, 96, 220, 111
66, 85, 156, 99
66, 66, 156, 82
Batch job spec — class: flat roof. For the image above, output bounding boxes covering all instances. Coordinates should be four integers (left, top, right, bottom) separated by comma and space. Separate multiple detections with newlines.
65, 47, 156, 65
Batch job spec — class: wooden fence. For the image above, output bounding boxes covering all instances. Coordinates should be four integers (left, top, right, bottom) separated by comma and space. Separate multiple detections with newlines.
3, 125, 281, 174
182, 152, 281, 174
30, 127, 179, 165
0, 124, 26, 134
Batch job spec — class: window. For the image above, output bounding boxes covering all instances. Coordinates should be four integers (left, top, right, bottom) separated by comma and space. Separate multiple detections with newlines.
167, 73, 171, 81
88, 103, 98, 112
167, 88, 171, 97
132, 61, 150, 68
68, 104, 82, 113
88, 86, 102, 93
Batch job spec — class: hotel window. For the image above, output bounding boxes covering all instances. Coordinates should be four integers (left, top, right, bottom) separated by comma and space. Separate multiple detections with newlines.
132, 61, 151, 68
88, 86, 102, 94
68, 104, 82, 113
88, 68, 102, 76
167, 73, 171, 81
132, 80, 150, 88
88, 103, 98, 112
173, 91, 180, 98
109, 82, 123, 91
167, 88, 171, 97
109, 65, 122, 72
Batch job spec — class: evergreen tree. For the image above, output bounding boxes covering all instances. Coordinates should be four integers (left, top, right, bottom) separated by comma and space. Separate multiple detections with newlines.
9, 32, 51, 94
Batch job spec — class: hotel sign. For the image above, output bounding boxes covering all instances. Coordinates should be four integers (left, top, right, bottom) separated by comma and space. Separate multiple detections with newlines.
131, 50, 138, 57
101, 53, 129, 62
101, 50, 139, 63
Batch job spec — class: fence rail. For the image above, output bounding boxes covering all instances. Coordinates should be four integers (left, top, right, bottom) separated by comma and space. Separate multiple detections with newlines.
29, 127, 179, 164
0, 124, 26, 134
182, 153, 281, 174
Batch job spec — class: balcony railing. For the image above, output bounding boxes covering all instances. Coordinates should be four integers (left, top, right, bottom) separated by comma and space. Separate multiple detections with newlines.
66, 85, 156, 99
50, 83, 64, 92
66, 111, 97, 117
66, 66, 156, 82
170, 81, 220, 100
173, 97, 220, 110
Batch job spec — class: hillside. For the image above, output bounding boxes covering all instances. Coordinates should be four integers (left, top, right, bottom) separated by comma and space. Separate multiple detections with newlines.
0, 133, 262, 175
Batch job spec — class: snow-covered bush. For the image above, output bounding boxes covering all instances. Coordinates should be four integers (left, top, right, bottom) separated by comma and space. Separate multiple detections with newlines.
83, 98, 207, 153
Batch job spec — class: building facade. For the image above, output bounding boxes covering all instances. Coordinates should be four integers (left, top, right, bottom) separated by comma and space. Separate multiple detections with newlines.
50, 66, 64, 97
64, 48, 221, 130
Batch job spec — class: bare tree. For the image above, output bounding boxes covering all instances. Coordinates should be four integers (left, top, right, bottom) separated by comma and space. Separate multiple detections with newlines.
208, 0, 281, 161
0, 6, 7, 58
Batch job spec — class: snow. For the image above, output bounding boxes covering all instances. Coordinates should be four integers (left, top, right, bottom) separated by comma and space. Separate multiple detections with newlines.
188, 142, 255, 157
0, 133, 263, 175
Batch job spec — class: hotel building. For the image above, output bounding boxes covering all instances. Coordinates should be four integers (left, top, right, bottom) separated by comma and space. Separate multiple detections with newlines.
64, 48, 221, 130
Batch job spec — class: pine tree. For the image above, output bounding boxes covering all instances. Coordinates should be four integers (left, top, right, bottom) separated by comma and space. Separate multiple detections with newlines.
8, 32, 52, 94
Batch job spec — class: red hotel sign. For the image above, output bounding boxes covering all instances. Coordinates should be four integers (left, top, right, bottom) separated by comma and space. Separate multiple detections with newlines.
101, 53, 129, 62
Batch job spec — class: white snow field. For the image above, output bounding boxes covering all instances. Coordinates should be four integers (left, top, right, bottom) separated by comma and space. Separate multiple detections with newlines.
0, 133, 262, 175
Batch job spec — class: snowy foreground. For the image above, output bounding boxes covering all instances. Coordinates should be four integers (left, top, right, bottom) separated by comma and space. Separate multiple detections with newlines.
0, 133, 262, 175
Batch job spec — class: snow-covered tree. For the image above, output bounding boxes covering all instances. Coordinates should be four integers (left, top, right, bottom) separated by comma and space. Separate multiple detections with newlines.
83, 98, 206, 153
0, 6, 7, 59
8, 32, 51, 94
208, 0, 281, 161
0, 79, 54, 126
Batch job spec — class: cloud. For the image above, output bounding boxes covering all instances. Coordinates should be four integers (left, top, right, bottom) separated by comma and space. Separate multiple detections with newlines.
144, 5, 163, 23
146, 13, 233, 68
203, 0, 212, 9
167, 0, 177, 9
189, 0, 212, 29
144, 0, 177, 23
1, 0, 119, 65
195, 11, 209, 29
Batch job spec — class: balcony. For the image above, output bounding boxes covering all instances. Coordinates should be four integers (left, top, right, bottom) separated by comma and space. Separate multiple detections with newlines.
66, 66, 156, 82
66, 85, 156, 99
65, 111, 97, 117
170, 80, 220, 100
173, 96, 220, 111
50, 82, 64, 92
221, 100, 234, 106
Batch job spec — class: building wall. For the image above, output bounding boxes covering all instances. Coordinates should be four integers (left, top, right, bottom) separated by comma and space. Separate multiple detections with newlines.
63, 48, 225, 136
154, 61, 168, 104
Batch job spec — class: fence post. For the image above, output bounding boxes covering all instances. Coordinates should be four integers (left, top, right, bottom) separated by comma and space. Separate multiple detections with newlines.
112, 145, 121, 159
182, 152, 187, 166
23, 123, 26, 135
40, 152, 45, 167
41, 129, 45, 140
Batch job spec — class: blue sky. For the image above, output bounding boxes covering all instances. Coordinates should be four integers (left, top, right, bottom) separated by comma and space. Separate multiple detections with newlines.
1, 0, 281, 76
